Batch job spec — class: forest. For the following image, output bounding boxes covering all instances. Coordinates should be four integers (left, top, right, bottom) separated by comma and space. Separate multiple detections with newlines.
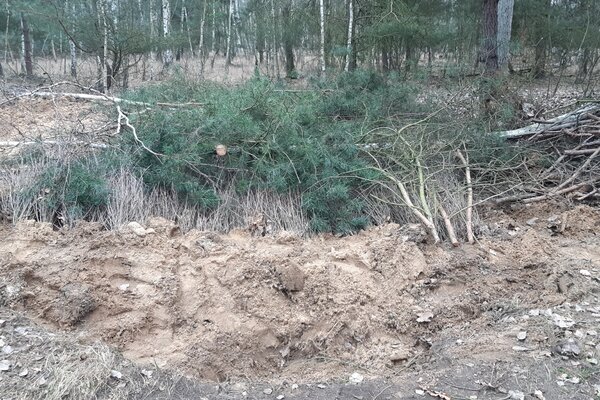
2, 0, 600, 83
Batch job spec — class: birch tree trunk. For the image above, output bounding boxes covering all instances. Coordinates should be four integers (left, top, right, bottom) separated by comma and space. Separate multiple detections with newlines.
94, 0, 109, 92
344, 0, 353, 72
225, 0, 234, 66
149, 0, 157, 78
319, 0, 326, 73
496, 0, 514, 72
162, 0, 173, 67
199, 0, 207, 72
50, 38, 57, 61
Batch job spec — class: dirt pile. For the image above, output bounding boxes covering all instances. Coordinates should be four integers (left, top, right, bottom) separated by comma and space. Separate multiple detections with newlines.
0, 204, 599, 398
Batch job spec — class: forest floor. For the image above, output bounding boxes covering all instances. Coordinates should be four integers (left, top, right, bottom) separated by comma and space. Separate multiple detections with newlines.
1, 68, 600, 399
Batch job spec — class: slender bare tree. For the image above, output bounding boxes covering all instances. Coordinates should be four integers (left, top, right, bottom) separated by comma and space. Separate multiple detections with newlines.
21, 13, 33, 76
95, 0, 108, 92
211, 1, 216, 55
162, 0, 173, 67
65, 0, 76, 77
344, 0, 353, 72
225, 0, 234, 66
199, 0, 207, 72
4, 0, 9, 64
319, 0, 326, 73
270, 0, 278, 77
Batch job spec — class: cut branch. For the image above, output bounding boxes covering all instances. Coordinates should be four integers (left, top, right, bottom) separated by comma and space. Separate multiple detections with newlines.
438, 204, 459, 247
456, 150, 474, 244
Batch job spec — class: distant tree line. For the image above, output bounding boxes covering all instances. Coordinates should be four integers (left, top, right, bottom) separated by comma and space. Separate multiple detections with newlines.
1, 0, 599, 90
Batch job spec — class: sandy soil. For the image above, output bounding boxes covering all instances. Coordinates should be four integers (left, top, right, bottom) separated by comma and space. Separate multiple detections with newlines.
0, 202, 599, 399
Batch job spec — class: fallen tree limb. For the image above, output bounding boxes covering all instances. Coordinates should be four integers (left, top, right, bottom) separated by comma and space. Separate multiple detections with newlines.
31, 91, 152, 106
2, 84, 205, 108
563, 148, 600, 155
523, 181, 596, 203
0, 140, 109, 149
497, 104, 600, 139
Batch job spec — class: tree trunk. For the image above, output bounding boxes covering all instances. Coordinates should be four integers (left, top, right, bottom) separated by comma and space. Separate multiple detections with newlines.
225, 0, 233, 66
149, 0, 157, 78
404, 44, 412, 73
4, 0, 9, 64
233, 0, 242, 57
20, 13, 33, 76
577, 48, 590, 83
211, 1, 216, 55
199, 0, 207, 68
533, 37, 546, 78
102, 2, 109, 91
270, 0, 279, 77
162, 0, 173, 67
51, 38, 57, 61
255, 6, 265, 64
282, 2, 295, 78
94, 0, 109, 92
481, 0, 499, 74
69, 39, 77, 77
319, 0, 326, 73
0, 61, 4, 77
344, 0, 353, 72
496, 0, 514, 72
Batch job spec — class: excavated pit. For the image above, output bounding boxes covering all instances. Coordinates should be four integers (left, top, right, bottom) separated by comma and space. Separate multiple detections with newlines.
0, 204, 599, 387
